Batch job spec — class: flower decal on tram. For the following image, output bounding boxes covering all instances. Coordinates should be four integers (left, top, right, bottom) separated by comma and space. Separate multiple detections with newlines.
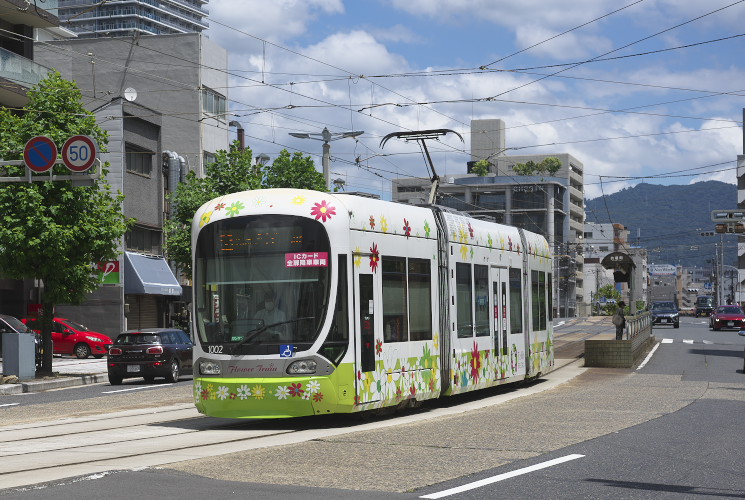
311, 200, 336, 222
369, 243, 380, 272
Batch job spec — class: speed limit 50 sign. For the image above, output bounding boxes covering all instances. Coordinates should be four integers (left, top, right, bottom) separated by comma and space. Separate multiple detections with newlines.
62, 135, 97, 172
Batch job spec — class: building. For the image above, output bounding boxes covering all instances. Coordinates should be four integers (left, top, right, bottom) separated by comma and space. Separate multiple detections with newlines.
393, 119, 586, 316
737, 108, 745, 305
0, 0, 69, 320
29, 33, 229, 336
583, 222, 648, 312
57, 0, 208, 39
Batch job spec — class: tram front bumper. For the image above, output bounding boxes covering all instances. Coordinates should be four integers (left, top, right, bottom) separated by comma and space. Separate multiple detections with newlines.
193, 375, 355, 418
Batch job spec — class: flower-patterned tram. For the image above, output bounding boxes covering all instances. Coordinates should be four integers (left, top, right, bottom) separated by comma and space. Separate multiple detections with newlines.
191, 188, 553, 418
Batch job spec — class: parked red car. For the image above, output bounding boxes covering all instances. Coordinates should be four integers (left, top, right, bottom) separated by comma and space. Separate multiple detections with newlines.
709, 305, 745, 331
22, 317, 113, 358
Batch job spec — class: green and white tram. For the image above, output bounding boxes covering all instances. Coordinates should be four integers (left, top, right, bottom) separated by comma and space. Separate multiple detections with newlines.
192, 188, 553, 418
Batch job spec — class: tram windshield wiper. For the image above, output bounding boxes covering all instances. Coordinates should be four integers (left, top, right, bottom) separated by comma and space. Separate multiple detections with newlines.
230, 317, 314, 353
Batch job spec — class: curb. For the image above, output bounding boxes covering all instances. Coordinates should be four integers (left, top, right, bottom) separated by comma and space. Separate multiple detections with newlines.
0, 373, 108, 395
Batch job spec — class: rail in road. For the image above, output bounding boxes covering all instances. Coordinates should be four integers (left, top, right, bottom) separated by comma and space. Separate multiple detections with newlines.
0, 318, 612, 491
0, 367, 586, 490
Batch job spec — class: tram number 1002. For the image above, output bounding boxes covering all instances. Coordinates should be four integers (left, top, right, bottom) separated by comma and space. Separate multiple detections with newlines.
207, 345, 224, 354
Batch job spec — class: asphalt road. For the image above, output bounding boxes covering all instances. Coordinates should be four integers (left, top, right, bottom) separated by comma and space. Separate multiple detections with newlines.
3, 316, 744, 499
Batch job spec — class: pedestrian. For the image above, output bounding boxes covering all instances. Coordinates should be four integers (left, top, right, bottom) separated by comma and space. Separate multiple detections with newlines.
612, 301, 626, 340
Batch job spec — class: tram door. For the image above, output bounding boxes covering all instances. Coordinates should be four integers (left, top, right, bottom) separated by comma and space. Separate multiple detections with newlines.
492, 266, 509, 379
353, 265, 381, 404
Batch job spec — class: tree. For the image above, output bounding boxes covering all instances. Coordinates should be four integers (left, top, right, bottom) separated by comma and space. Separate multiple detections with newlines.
262, 149, 326, 190
165, 141, 260, 278
512, 157, 562, 178
164, 146, 325, 278
596, 284, 623, 315
0, 71, 131, 375
472, 159, 490, 177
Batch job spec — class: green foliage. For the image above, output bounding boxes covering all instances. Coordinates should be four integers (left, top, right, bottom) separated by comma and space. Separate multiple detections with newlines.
512, 157, 562, 177
0, 71, 130, 373
472, 159, 490, 177
165, 146, 326, 278
585, 181, 737, 269
165, 141, 260, 278
596, 284, 623, 315
262, 149, 326, 190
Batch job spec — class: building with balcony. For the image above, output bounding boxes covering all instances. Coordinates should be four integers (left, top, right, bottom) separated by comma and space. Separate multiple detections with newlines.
30, 32, 228, 335
57, 0, 208, 38
392, 119, 586, 317
0, 0, 62, 108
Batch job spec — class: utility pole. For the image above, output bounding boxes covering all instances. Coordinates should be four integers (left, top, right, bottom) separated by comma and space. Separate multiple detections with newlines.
289, 127, 364, 190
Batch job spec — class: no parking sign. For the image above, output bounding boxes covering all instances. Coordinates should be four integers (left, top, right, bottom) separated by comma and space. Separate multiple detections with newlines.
23, 136, 57, 172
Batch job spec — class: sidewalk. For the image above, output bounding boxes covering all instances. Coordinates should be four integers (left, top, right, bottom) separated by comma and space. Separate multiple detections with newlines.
0, 356, 108, 395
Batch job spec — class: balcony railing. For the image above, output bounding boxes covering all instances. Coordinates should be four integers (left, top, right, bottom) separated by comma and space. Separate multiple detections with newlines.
0, 47, 52, 90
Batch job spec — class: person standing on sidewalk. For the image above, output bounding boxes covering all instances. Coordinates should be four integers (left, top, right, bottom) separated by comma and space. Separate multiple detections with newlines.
612, 301, 626, 340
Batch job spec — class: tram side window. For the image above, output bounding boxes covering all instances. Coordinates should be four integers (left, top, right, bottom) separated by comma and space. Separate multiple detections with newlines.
509, 267, 523, 334
456, 262, 473, 338
474, 265, 489, 337
383, 256, 409, 342
531, 270, 547, 331
321, 255, 349, 365
548, 273, 553, 321
409, 258, 432, 341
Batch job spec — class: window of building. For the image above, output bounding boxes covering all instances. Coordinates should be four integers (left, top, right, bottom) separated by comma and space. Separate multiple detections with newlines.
125, 144, 154, 176
125, 225, 162, 255
474, 191, 505, 210
512, 186, 546, 210
202, 87, 226, 118
438, 193, 469, 211
203, 151, 216, 168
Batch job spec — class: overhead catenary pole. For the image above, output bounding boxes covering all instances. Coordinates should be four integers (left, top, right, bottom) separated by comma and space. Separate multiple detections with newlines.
289, 127, 364, 190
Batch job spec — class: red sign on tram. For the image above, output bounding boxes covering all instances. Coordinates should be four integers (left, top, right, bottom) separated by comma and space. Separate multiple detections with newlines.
285, 252, 329, 268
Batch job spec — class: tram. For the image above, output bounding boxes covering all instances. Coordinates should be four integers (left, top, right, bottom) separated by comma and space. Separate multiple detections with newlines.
191, 188, 553, 418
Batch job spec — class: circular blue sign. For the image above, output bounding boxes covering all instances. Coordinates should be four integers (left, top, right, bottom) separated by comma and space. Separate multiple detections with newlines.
24, 136, 58, 173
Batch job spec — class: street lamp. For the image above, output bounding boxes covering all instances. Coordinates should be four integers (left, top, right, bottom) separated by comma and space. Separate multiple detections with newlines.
289, 127, 364, 190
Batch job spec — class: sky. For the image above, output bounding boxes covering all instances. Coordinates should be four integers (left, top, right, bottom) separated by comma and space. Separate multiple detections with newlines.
204, 0, 745, 201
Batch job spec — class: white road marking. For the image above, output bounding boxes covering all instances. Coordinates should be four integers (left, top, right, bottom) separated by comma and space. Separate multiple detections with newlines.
637, 342, 661, 370
683, 339, 694, 344
0, 403, 20, 408
101, 384, 172, 394
661, 338, 673, 343
703, 340, 713, 344
419, 454, 585, 499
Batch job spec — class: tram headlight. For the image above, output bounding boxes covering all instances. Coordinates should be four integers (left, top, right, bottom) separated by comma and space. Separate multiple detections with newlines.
286, 359, 317, 375
199, 360, 221, 375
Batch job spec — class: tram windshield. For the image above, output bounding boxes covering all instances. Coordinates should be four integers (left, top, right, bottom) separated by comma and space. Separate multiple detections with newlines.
194, 214, 331, 354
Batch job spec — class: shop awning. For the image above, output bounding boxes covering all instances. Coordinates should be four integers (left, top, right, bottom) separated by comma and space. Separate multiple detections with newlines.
123, 252, 182, 296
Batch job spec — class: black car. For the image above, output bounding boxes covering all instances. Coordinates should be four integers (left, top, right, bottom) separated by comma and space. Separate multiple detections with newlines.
107, 328, 193, 385
650, 301, 680, 328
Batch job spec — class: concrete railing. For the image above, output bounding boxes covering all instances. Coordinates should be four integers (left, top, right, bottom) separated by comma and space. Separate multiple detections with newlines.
584, 312, 655, 368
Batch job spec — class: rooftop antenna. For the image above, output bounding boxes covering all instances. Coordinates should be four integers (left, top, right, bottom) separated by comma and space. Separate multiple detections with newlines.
379, 128, 463, 205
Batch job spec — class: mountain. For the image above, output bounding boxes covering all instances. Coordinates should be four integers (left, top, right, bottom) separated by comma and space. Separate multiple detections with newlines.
584, 181, 738, 269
